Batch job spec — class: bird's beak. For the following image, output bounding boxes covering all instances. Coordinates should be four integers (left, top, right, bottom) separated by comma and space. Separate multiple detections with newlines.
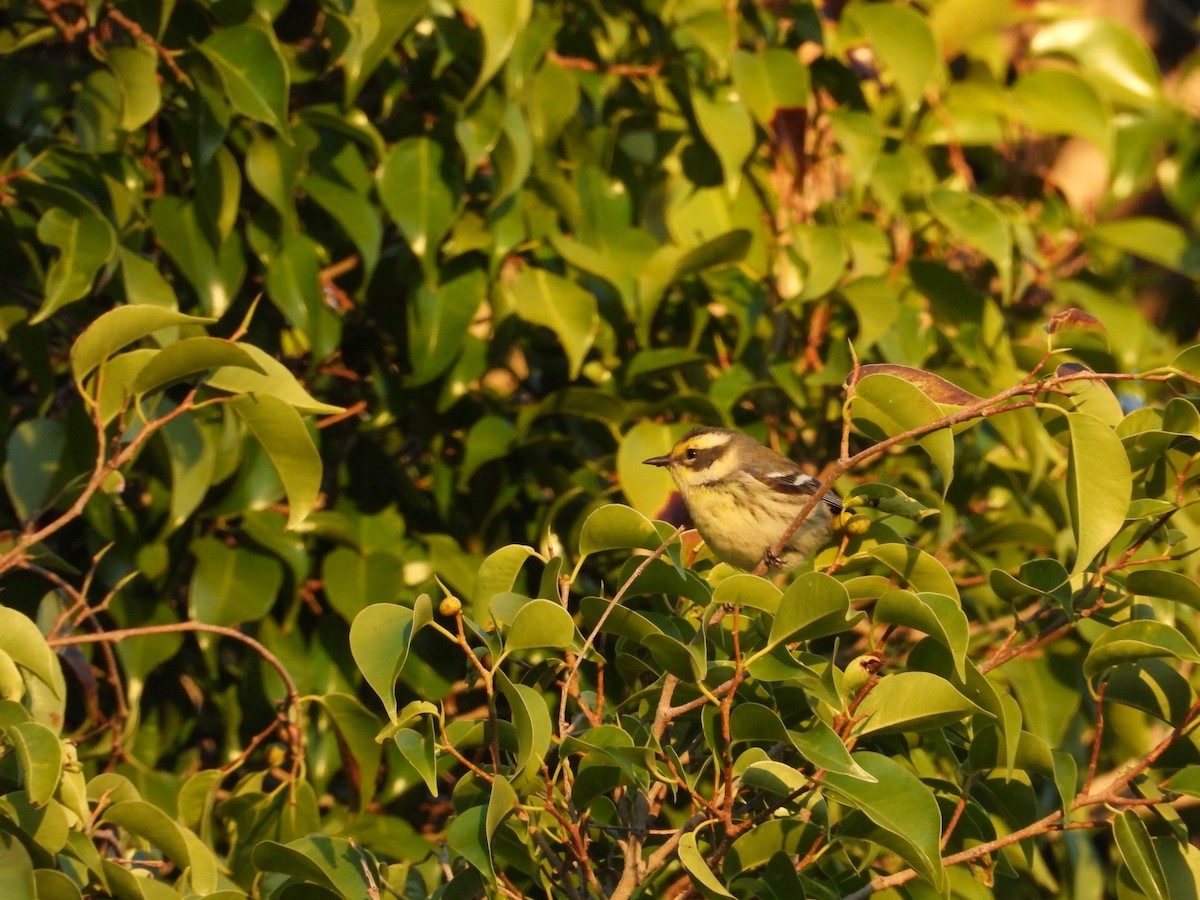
643, 454, 673, 467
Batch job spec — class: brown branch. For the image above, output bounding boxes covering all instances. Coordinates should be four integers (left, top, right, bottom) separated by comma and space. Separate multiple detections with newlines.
757, 363, 1183, 578
559, 526, 684, 739
49, 621, 304, 771
104, 7, 189, 83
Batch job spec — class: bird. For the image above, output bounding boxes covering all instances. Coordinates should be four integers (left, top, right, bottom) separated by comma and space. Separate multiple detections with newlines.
643, 426, 842, 572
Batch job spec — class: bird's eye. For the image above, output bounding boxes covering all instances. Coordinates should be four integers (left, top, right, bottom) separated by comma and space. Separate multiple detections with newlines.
684, 448, 698, 461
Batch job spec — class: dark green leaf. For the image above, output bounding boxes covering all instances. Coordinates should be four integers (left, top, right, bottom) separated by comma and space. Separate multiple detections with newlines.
198, 25, 289, 129
229, 394, 323, 529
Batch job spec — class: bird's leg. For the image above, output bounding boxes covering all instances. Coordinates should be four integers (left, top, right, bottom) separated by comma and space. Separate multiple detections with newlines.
762, 547, 784, 570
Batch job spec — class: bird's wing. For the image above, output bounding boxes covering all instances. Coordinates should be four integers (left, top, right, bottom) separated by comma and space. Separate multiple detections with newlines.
753, 470, 843, 514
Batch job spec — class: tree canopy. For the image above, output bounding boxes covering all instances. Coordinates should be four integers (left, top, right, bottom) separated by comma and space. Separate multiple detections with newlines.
2, 0, 1200, 897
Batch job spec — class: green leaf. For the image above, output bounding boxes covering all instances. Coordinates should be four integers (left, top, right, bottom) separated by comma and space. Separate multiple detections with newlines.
229, 394, 323, 529
1090, 218, 1200, 276
693, 88, 755, 196
102, 801, 192, 871
150, 196, 245, 317
322, 548, 405, 622
874, 591, 968, 680
846, 4, 940, 113
108, 44, 162, 131
766, 572, 861, 649
927, 188, 1013, 301
0, 832, 36, 899
408, 271, 487, 386
349, 603, 430, 721
205, 343, 342, 415
637, 230, 751, 338
854, 672, 987, 735
1113, 810, 1169, 900
851, 372, 955, 493
459, 0, 533, 99
71, 305, 215, 388
821, 751, 945, 890
503, 600, 576, 655
505, 267, 598, 379
1030, 17, 1163, 108
31, 208, 116, 323
459, 415, 516, 485
1084, 621, 1200, 680
730, 704, 874, 781
1010, 68, 1110, 151
318, 693, 385, 810
1065, 411, 1132, 574
679, 830, 736, 899
189, 536, 284, 627
497, 674, 552, 782
379, 136, 458, 280
868, 544, 959, 599
3, 418, 66, 522
395, 718, 439, 795
342, 0, 427, 105
253, 836, 382, 897
740, 760, 809, 797
446, 806, 495, 883
131, 337, 264, 397
198, 25, 289, 129
0, 608, 59, 695
578, 505, 664, 557
2, 722, 62, 805
1127, 569, 1200, 612
473, 545, 539, 607
730, 48, 811, 128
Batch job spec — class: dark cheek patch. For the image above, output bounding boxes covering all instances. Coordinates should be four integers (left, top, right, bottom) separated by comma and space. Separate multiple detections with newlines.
684, 446, 724, 470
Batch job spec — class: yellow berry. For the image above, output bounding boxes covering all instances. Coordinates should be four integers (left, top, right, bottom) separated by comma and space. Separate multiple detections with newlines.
844, 653, 882, 693
841, 513, 870, 536
439, 596, 463, 617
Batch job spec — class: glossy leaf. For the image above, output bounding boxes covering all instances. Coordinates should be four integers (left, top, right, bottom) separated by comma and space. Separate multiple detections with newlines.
1084, 621, 1200, 680
229, 394, 323, 529
189, 537, 284, 627
847, 4, 940, 113
349, 603, 429, 721
502, 599, 576, 655
693, 88, 755, 196
767, 571, 861, 649
3, 418, 66, 522
1030, 17, 1163, 108
874, 591, 968, 680
854, 672, 987, 735
927, 189, 1013, 301
379, 136, 457, 280
131, 337, 263, 397
32, 208, 116, 323
851, 372, 954, 491
198, 25, 289, 129
730, 48, 810, 128
2, 722, 62, 805
821, 752, 945, 890
506, 267, 598, 379
459, 0, 532, 99
70, 306, 214, 388
1066, 412, 1132, 574
205, 343, 342, 415
578, 505, 665, 557
1113, 810, 1169, 900
679, 830, 736, 899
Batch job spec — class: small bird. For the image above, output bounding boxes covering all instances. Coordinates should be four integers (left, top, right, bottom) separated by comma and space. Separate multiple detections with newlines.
643, 426, 842, 572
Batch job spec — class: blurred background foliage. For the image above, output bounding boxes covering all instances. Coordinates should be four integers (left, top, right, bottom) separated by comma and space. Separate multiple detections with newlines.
2, 0, 1200, 896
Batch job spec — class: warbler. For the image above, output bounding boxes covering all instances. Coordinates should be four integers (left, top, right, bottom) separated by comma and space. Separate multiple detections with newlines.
643, 426, 842, 571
